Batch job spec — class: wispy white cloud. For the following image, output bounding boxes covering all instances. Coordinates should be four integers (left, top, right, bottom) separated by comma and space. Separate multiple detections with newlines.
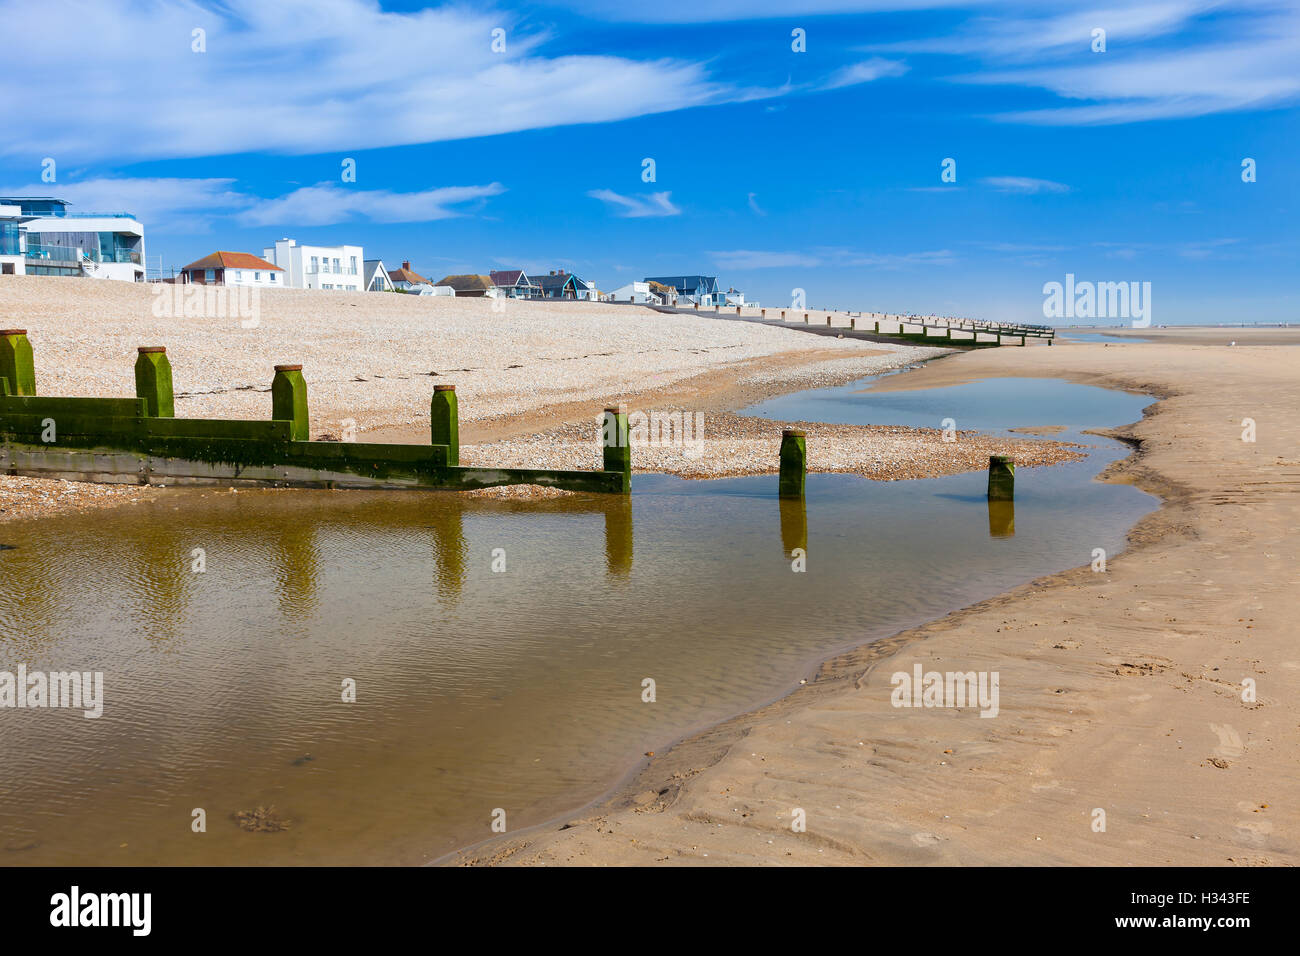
0, 177, 253, 233
857, 1, 1300, 124
1, 176, 506, 229
747, 193, 767, 215
0, 0, 746, 161
710, 248, 953, 269
822, 57, 908, 89
981, 176, 1071, 194
236, 183, 506, 226
587, 190, 681, 217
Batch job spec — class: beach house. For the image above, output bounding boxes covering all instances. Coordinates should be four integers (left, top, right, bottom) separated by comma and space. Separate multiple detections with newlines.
644, 275, 719, 306
363, 259, 394, 292
179, 251, 284, 287
0, 196, 146, 281
612, 281, 659, 304
262, 238, 364, 291
533, 269, 587, 300
433, 274, 499, 297
388, 261, 430, 291
489, 269, 539, 298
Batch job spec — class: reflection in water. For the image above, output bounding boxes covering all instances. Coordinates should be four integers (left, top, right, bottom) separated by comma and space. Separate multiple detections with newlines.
272, 521, 320, 619
602, 496, 634, 578
429, 505, 467, 605
988, 499, 1015, 538
779, 496, 808, 557
0, 379, 1157, 867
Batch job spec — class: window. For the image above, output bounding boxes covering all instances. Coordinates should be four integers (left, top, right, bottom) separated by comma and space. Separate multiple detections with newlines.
205, 268, 215, 282
350, 256, 357, 275
311, 256, 319, 273
254, 272, 261, 281
270, 273, 277, 282
333, 258, 340, 272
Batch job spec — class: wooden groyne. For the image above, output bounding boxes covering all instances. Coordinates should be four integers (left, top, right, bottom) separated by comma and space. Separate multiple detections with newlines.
651, 305, 1055, 348
0, 331, 630, 494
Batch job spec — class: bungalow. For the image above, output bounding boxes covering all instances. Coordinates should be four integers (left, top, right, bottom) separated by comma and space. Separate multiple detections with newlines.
389, 260, 430, 291
489, 269, 539, 298
644, 275, 720, 306
612, 281, 659, 304
363, 259, 393, 292
180, 251, 283, 287
647, 280, 677, 305
433, 274, 499, 297
533, 269, 585, 300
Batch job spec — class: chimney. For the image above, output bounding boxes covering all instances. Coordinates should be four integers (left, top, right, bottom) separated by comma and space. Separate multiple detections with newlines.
402, 261, 411, 271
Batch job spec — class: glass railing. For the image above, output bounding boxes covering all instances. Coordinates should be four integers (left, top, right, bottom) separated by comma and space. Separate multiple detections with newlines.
24, 245, 141, 265
25, 244, 83, 262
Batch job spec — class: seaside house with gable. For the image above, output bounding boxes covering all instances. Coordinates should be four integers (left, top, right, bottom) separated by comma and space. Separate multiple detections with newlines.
489, 269, 539, 298
363, 259, 394, 292
433, 274, 499, 297
644, 274, 719, 306
180, 251, 283, 287
388, 260, 430, 291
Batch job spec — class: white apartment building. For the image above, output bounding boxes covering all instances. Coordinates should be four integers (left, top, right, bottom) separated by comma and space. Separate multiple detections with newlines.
0, 197, 146, 281
262, 238, 364, 291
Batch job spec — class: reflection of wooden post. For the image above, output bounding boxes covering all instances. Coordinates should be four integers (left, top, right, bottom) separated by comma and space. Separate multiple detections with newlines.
779, 496, 807, 557
430, 504, 467, 605
135, 346, 174, 418
988, 499, 1015, 538
272, 364, 310, 441
430, 384, 459, 466
779, 428, 806, 499
604, 495, 633, 577
988, 455, 1015, 501
0, 329, 36, 396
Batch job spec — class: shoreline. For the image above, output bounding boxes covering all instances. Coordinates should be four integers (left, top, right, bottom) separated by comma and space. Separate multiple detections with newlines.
450, 340, 1299, 866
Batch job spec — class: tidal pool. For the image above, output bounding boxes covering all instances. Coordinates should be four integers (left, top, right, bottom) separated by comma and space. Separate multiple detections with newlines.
0, 378, 1155, 865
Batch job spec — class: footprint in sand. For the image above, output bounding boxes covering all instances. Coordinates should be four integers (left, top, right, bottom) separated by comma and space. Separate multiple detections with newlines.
1209, 723, 1244, 758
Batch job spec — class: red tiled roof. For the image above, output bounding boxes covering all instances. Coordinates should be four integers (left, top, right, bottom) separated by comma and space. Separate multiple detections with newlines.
182, 251, 282, 272
390, 264, 430, 284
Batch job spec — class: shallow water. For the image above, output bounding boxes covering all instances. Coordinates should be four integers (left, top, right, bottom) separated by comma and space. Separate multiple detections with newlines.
1056, 331, 1153, 344
0, 378, 1155, 865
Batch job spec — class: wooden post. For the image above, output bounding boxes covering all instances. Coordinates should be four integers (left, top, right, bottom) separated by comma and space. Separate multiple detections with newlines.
602, 404, 631, 493
779, 428, 806, 499
272, 364, 310, 441
0, 329, 36, 396
134, 346, 174, 418
988, 455, 1015, 501
430, 384, 459, 466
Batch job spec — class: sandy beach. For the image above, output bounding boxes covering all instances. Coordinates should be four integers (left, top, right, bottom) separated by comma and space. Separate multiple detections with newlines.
452, 333, 1300, 865
3, 279, 1294, 867
0, 276, 1075, 517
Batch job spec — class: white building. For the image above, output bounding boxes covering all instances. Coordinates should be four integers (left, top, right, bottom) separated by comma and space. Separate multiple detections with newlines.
262, 238, 364, 291
612, 281, 659, 304
180, 251, 283, 287
0, 197, 146, 281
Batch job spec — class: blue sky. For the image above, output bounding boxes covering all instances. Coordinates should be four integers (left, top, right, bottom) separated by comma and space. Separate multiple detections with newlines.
3, 0, 1296, 324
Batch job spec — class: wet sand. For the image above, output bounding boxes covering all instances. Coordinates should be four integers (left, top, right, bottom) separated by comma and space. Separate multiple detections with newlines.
454, 338, 1300, 865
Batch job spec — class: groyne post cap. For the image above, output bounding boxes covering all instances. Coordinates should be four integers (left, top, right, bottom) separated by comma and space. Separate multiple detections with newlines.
275, 364, 303, 372
0, 329, 27, 336
138, 346, 167, 354
434, 384, 456, 392
783, 428, 806, 438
